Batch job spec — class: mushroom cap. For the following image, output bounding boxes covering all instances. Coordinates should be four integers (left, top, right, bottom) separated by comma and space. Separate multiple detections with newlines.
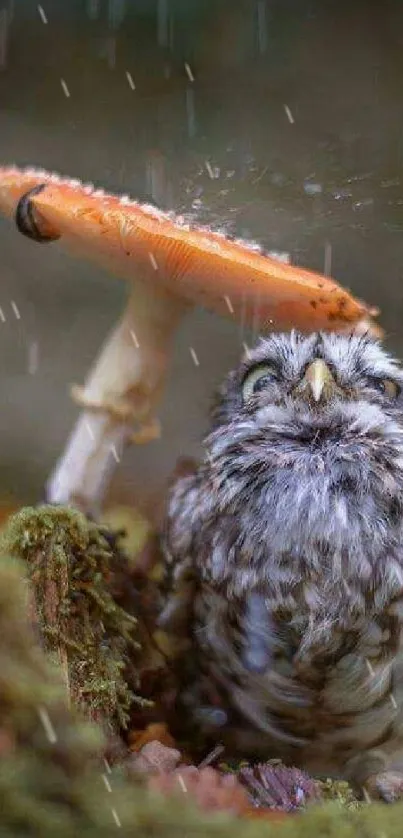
0, 165, 381, 335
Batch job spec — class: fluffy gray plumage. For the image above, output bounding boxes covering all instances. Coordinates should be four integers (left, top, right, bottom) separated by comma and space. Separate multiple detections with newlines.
162, 332, 403, 800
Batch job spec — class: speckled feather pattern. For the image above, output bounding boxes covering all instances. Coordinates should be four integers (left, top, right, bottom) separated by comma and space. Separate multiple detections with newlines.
162, 332, 403, 798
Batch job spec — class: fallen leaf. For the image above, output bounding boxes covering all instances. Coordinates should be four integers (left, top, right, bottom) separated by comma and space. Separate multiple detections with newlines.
129, 723, 177, 752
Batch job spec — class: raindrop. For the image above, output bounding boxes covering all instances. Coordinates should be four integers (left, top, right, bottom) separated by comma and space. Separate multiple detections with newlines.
106, 36, 117, 69
184, 62, 194, 82
86, 0, 100, 19
85, 420, 95, 441
108, 0, 126, 30
111, 809, 121, 827
11, 300, 20, 320
157, 0, 169, 47
251, 292, 262, 343
256, 0, 268, 54
186, 86, 196, 138
148, 252, 158, 270
28, 341, 39, 375
189, 347, 200, 367
60, 78, 70, 98
102, 774, 112, 793
268, 250, 290, 264
283, 104, 294, 124
304, 181, 322, 196
390, 693, 398, 710
130, 329, 139, 349
332, 187, 352, 202
0, 8, 9, 69
362, 787, 372, 803
7, 0, 14, 24
37, 5, 47, 24
224, 295, 234, 315
126, 70, 135, 90
145, 152, 167, 207
365, 658, 375, 677
176, 774, 188, 793
38, 706, 57, 743
352, 198, 374, 211
169, 8, 174, 51
324, 241, 332, 276
239, 291, 247, 346
97, 35, 116, 69
110, 444, 120, 464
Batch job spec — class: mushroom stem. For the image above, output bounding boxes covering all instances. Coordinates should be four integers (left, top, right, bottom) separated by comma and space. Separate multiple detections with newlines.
46, 281, 188, 517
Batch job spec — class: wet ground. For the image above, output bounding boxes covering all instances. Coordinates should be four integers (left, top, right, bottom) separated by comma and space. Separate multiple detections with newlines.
1, 0, 403, 508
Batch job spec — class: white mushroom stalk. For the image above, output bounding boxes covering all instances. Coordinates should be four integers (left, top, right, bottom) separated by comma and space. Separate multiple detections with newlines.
48, 283, 187, 516
0, 165, 381, 517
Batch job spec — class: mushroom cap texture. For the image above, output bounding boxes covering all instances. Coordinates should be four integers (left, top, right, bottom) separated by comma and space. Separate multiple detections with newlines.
0, 164, 380, 335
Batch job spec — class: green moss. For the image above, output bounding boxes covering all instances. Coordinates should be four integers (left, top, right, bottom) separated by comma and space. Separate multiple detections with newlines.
0, 505, 143, 733
318, 778, 361, 810
0, 553, 104, 835
0, 510, 402, 837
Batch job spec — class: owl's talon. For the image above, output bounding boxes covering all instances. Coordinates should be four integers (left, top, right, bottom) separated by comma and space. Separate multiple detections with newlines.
364, 770, 403, 803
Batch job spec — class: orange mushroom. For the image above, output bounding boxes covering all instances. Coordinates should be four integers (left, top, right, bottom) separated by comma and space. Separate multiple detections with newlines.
0, 165, 381, 515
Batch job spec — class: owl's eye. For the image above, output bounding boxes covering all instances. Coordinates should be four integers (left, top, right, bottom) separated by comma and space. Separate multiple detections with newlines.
242, 364, 278, 402
367, 377, 400, 399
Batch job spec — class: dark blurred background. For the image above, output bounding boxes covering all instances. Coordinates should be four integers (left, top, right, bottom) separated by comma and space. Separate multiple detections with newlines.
1, 0, 403, 511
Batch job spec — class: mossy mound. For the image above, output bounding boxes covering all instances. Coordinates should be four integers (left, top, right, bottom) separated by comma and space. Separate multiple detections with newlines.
0, 508, 402, 837
0, 505, 142, 732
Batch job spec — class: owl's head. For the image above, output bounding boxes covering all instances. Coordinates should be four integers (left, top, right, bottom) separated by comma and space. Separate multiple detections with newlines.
190, 334, 403, 589
193, 333, 403, 587
205, 332, 403, 546
212, 332, 403, 443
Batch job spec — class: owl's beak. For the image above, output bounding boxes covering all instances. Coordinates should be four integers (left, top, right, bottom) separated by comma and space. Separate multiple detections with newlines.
301, 359, 336, 403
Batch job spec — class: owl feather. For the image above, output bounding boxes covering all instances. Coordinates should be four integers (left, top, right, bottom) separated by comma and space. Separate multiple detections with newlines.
162, 332, 403, 801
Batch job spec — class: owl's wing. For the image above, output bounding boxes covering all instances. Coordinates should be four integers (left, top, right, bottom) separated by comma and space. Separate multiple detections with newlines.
161, 469, 275, 675
158, 472, 203, 635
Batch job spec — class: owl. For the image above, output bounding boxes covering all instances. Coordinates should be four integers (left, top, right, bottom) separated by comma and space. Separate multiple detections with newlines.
160, 331, 403, 802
